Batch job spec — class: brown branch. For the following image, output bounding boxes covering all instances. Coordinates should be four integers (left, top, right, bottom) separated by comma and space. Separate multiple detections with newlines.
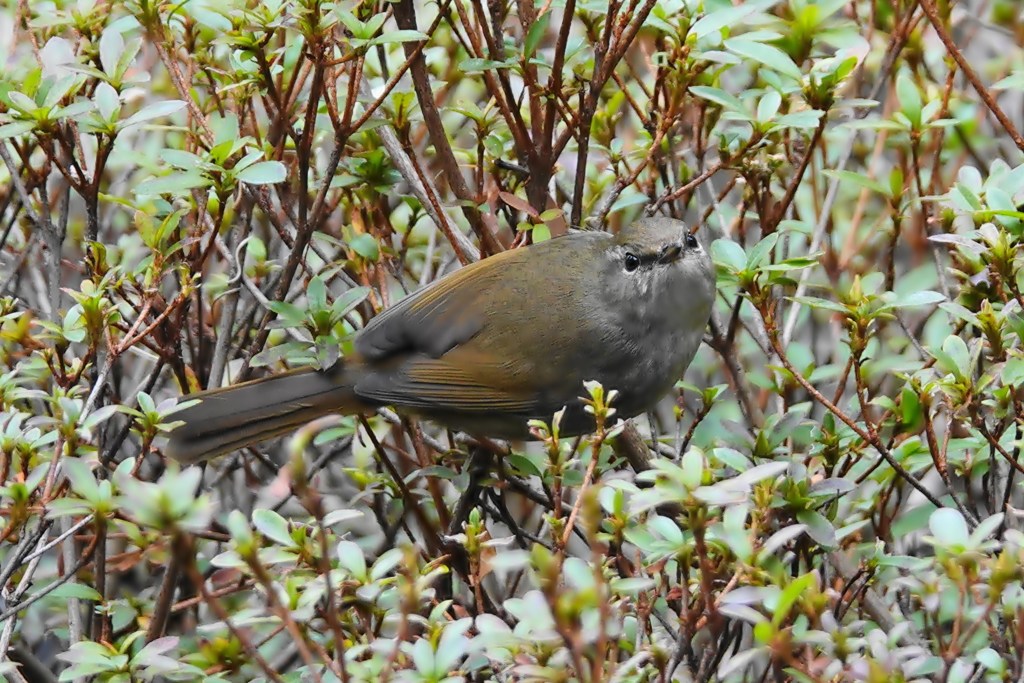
707, 311, 765, 429
357, 416, 445, 558
768, 117, 827, 232
0, 532, 98, 624
144, 549, 180, 644
649, 160, 727, 216
180, 540, 288, 683
762, 319, 944, 509
467, 0, 537, 166
542, 0, 578, 162
919, 0, 1024, 153
393, 0, 502, 255
551, 0, 659, 160
348, 9, 446, 133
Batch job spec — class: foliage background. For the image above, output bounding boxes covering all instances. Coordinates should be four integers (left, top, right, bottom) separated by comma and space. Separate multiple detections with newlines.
2, 0, 1024, 680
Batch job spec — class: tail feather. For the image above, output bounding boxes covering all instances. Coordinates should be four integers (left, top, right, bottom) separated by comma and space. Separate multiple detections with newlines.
164, 365, 366, 464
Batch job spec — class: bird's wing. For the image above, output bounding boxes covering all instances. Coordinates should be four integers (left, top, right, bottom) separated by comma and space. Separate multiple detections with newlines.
353, 349, 537, 414
351, 234, 602, 415
355, 248, 523, 361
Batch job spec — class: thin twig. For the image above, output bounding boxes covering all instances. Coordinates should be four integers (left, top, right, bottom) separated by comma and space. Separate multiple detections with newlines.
919, 0, 1024, 154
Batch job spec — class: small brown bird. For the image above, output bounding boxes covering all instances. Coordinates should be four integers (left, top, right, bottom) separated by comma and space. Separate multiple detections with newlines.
165, 217, 716, 464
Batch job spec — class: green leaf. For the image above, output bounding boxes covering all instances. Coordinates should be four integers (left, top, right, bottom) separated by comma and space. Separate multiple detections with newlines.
41, 75, 77, 110
347, 233, 380, 261
134, 636, 178, 663
688, 0, 774, 39
532, 224, 552, 243
6, 90, 39, 114
135, 172, 211, 195
369, 30, 428, 46
694, 484, 747, 505
689, 85, 744, 112
934, 335, 971, 380
0, 120, 37, 139
771, 572, 815, 625
885, 290, 945, 309
209, 137, 249, 166
755, 90, 781, 123
119, 99, 185, 129
731, 461, 789, 488
993, 70, 1024, 91
822, 169, 889, 196
724, 39, 802, 80
610, 577, 655, 594
362, 14, 387, 38
969, 513, 1004, 546
1002, 357, 1024, 388
252, 508, 298, 547
842, 118, 907, 132
307, 276, 327, 310
794, 510, 836, 548
523, 13, 551, 58
160, 149, 204, 170
718, 648, 767, 679
335, 9, 365, 36
978, 648, 1007, 672
250, 341, 314, 368
246, 235, 268, 261
460, 57, 515, 73
746, 232, 778, 269
48, 582, 104, 602
99, 29, 126, 77
331, 286, 370, 317
679, 449, 703, 489
710, 447, 752, 471
235, 161, 286, 185
322, 509, 365, 527
233, 150, 264, 173
711, 239, 746, 272
900, 386, 921, 426
315, 334, 339, 370
507, 453, 543, 478
336, 540, 368, 579
94, 82, 120, 122
63, 458, 100, 500
770, 110, 823, 131
895, 72, 922, 128
789, 295, 848, 314
267, 300, 306, 325
210, 113, 240, 146
114, 37, 144, 82
370, 548, 404, 581
928, 507, 968, 546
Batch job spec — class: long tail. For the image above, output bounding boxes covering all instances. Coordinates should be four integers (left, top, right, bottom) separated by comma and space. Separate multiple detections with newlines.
164, 365, 367, 464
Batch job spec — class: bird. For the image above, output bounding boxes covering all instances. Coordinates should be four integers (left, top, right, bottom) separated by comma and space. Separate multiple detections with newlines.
164, 216, 716, 464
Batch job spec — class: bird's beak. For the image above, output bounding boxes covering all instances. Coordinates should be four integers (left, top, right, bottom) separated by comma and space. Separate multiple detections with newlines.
658, 243, 683, 264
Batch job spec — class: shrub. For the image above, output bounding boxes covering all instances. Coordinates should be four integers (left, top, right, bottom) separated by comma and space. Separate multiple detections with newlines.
2, 0, 1024, 681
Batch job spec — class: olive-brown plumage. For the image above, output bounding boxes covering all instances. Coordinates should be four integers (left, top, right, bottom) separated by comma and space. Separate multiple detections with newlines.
165, 217, 716, 464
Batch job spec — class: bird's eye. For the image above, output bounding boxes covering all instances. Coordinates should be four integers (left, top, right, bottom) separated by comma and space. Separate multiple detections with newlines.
684, 233, 699, 250
624, 252, 640, 272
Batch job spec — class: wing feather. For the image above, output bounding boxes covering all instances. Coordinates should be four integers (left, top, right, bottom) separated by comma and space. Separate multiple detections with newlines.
354, 354, 536, 413
355, 249, 524, 360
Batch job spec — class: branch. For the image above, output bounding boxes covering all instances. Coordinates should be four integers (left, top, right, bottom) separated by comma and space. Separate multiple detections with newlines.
767, 117, 827, 232
781, 9, 919, 346
763, 318, 944, 510
393, 0, 502, 255
919, 0, 1024, 154
369, 92, 481, 265
0, 532, 98, 624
